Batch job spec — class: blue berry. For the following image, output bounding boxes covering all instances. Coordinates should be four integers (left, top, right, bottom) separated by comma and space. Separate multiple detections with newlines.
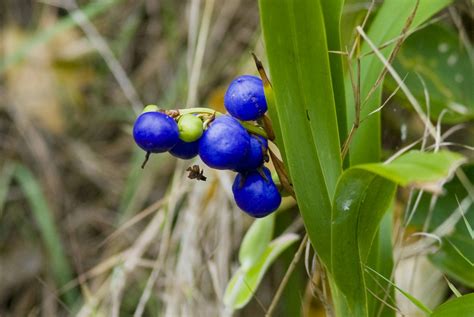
133, 112, 179, 153
198, 115, 250, 170
235, 135, 268, 172
224, 75, 267, 121
232, 167, 281, 218
169, 139, 199, 160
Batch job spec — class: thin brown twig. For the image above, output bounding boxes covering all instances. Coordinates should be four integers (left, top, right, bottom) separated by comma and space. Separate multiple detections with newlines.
318, 255, 331, 316
341, 57, 360, 160
362, 0, 420, 106
349, 0, 377, 59
265, 234, 308, 317
268, 148, 295, 198
359, 14, 448, 59
252, 53, 276, 141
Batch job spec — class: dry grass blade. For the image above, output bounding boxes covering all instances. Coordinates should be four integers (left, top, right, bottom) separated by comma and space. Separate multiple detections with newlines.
60, 0, 143, 114
363, 74, 407, 120
349, 0, 376, 59
356, 26, 437, 138
362, 0, 419, 107
133, 171, 185, 317
448, 6, 474, 64
99, 197, 167, 247
399, 195, 472, 259
186, 0, 216, 108
358, 14, 448, 59
366, 288, 402, 315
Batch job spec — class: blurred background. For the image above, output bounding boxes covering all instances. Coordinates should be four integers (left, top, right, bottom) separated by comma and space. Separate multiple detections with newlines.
0, 0, 472, 316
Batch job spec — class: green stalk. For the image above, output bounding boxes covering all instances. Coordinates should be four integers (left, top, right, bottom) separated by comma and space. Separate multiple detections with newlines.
173, 108, 268, 139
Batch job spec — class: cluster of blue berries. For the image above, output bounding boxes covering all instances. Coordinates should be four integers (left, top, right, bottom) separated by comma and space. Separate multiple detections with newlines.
133, 75, 281, 218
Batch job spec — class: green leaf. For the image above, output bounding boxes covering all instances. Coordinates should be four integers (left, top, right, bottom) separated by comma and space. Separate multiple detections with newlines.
223, 233, 299, 309
430, 235, 474, 288
14, 164, 76, 305
366, 211, 395, 317
387, 23, 474, 124
330, 150, 464, 315
346, 0, 454, 165
357, 151, 465, 192
430, 293, 474, 317
445, 278, 462, 298
410, 165, 474, 231
331, 169, 397, 316
0, 162, 14, 218
320, 0, 348, 146
365, 266, 432, 315
410, 165, 474, 288
238, 213, 275, 270
259, 0, 342, 268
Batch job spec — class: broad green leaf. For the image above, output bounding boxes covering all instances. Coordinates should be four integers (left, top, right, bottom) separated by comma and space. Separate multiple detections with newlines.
331, 169, 397, 316
387, 24, 474, 124
430, 293, 474, 317
331, 150, 464, 316
14, 164, 76, 305
238, 213, 275, 270
223, 233, 299, 309
259, 0, 342, 268
357, 151, 465, 192
346, 0, 453, 165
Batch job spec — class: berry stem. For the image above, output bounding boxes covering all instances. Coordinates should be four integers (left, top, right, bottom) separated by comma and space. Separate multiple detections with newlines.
141, 151, 151, 169
178, 107, 268, 139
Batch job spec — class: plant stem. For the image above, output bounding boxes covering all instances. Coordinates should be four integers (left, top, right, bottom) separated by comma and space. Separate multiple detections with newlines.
266, 233, 308, 317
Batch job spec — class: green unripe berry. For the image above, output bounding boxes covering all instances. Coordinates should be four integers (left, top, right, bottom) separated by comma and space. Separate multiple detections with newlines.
178, 114, 203, 142
142, 104, 159, 113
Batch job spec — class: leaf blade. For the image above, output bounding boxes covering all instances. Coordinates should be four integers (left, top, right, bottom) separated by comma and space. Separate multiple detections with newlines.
430, 293, 474, 317
259, 0, 342, 267
331, 150, 464, 315
238, 213, 275, 270
223, 233, 299, 309
357, 151, 465, 190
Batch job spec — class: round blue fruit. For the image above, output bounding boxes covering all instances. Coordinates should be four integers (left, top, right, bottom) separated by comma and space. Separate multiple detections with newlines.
235, 135, 268, 172
198, 115, 250, 170
224, 75, 267, 121
133, 111, 179, 153
232, 167, 281, 218
169, 139, 199, 160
